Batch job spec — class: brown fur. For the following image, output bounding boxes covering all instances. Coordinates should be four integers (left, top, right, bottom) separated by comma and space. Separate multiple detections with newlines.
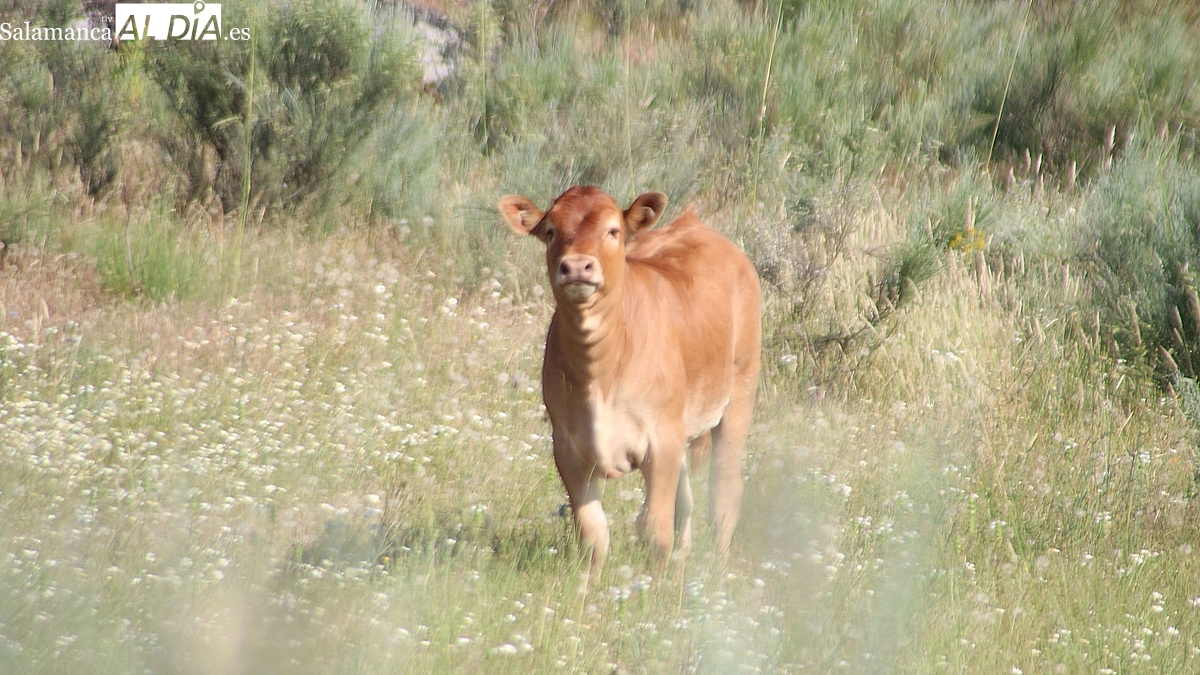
498, 186, 761, 574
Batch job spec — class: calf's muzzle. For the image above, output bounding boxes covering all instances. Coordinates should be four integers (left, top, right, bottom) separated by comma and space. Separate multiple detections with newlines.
556, 254, 603, 300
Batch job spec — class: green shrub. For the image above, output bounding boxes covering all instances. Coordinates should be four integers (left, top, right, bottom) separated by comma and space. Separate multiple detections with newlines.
147, 0, 419, 214
949, 2, 1200, 182
1074, 136, 1200, 373
358, 104, 443, 221
0, 52, 61, 160
258, 0, 418, 209
146, 33, 250, 210
875, 236, 942, 315
0, 170, 61, 252
73, 93, 120, 196
87, 206, 215, 301
0, 0, 122, 196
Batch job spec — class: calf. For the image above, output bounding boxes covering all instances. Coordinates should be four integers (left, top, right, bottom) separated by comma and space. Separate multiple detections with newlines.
498, 186, 760, 573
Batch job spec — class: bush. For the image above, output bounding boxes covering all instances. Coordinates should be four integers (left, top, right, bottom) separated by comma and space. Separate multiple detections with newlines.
1076, 138, 1200, 375
257, 0, 418, 210
358, 104, 442, 222
951, 2, 1200, 183
87, 202, 216, 301
147, 0, 419, 214
146, 32, 251, 210
0, 170, 61, 254
0, 0, 121, 196
964, 3, 1116, 174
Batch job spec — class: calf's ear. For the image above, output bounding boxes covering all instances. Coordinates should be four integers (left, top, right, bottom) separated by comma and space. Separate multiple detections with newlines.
624, 192, 668, 233
498, 196, 545, 236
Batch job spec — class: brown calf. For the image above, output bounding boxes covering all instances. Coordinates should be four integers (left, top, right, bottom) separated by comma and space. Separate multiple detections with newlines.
498, 186, 761, 573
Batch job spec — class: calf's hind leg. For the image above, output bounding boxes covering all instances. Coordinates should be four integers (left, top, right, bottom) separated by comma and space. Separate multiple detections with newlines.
675, 432, 714, 554
674, 454, 694, 554
709, 385, 755, 559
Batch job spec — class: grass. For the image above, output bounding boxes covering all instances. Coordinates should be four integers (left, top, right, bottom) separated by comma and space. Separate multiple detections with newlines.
3, 176, 1200, 673
3, 0, 1200, 672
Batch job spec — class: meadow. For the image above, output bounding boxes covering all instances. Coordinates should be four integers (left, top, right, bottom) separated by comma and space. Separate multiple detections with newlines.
3, 0, 1200, 672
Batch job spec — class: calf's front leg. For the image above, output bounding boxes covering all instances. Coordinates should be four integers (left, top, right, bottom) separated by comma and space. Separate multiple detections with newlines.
555, 446, 609, 576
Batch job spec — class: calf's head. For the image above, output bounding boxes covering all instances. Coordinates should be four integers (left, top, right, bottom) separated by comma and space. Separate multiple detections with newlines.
498, 187, 667, 307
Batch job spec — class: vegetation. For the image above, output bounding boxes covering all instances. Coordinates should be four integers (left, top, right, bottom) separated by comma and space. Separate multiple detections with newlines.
3, 0, 1200, 672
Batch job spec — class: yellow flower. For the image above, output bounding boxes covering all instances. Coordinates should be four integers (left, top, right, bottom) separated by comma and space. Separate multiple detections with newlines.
948, 227, 987, 253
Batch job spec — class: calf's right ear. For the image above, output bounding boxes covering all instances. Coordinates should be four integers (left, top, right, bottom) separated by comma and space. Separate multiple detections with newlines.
498, 196, 545, 236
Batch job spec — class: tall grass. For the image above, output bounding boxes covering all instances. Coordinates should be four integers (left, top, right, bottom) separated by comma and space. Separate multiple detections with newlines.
4, 178, 1199, 672
4, 0, 1200, 672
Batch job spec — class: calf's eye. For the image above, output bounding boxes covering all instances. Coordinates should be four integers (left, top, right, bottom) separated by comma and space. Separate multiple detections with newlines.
607, 228, 620, 239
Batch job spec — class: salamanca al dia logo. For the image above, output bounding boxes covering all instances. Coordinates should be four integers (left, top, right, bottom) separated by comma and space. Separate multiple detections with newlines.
0, 0, 247, 42
115, 1, 247, 41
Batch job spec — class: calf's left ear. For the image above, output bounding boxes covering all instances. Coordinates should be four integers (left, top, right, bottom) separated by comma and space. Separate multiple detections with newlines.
625, 192, 668, 233
498, 195, 545, 236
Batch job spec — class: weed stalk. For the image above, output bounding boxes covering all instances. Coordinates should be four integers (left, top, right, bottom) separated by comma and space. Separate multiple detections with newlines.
986, 0, 1033, 169
751, 0, 785, 207
234, 13, 257, 299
